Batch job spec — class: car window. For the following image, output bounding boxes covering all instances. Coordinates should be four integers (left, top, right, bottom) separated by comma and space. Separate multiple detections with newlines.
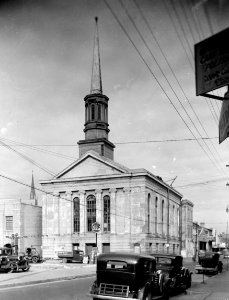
143, 260, 153, 273
106, 260, 128, 270
157, 258, 172, 265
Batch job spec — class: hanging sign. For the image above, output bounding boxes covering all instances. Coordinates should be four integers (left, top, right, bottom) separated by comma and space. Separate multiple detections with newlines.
195, 28, 229, 96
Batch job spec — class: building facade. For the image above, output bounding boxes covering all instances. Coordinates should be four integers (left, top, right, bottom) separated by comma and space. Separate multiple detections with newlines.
193, 222, 215, 259
181, 199, 194, 257
0, 174, 42, 253
40, 18, 191, 259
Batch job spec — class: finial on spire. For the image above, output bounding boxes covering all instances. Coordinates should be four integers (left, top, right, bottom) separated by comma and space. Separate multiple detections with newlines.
90, 17, 102, 94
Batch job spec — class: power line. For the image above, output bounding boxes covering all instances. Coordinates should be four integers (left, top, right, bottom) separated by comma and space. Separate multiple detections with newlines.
132, 0, 227, 176
0, 139, 55, 176
113, 0, 228, 177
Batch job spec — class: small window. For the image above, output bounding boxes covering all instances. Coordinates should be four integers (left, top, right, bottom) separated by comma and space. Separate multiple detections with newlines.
106, 260, 127, 270
6, 216, 13, 231
91, 104, 95, 120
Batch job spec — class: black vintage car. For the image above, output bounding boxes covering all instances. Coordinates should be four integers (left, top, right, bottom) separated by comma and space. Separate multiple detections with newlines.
0, 246, 30, 273
195, 251, 223, 274
88, 252, 171, 300
150, 254, 192, 294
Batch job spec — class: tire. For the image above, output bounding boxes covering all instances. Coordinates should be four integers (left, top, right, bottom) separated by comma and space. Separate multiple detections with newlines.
63, 258, 67, 264
186, 275, 192, 288
8, 263, 18, 273
161, 280, 170, 300
32, 256, 38, 263
22, 262, 30, 272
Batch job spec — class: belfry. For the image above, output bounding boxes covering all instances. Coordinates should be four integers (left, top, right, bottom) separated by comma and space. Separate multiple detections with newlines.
78, 17, 115, 160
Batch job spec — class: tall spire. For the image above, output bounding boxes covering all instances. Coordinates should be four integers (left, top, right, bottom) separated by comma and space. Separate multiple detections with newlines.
90, 17, 102, 94
30, 171, 37, 204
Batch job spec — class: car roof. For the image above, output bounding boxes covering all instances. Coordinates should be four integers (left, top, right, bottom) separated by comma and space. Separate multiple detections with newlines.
150, 253, 182, 259
97, 252, 155, 263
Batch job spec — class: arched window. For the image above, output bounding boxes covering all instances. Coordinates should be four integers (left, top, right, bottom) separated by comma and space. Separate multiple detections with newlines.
87, 195, 96, 232
162, 200, 164, 234
91, 104, 95, 120
73, 197, 80, 233
103, 195, 110, 232
155, 197, 158, 234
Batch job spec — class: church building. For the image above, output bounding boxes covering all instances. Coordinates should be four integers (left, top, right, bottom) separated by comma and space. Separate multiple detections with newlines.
40, 18, 192, 258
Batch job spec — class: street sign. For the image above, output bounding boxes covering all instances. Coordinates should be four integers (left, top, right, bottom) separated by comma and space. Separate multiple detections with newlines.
195, 28, 229, 97
219, 91, 229, 144
91, 222, 100, 232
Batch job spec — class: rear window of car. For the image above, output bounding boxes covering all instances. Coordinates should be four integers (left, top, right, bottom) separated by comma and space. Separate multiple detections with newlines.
156, 257, 172, 265
107, 260, 128, 270
98, 260, 134, 272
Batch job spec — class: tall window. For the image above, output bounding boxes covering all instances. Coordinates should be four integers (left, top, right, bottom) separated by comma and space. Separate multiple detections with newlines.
98, 104, 102, 120
91, 104, 95, 120
155, 197, 158, 234
73, 197, 80, 233
162, 200, 164, 234
103, 195, 110, 232
87, 195, 96, 232
6, 216, 13, 231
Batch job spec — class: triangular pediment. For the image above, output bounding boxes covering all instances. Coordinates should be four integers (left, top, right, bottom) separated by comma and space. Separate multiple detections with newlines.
55, 151, 130, 179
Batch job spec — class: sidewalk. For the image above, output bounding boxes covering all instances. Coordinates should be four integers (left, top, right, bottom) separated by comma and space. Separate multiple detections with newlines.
0, 260, 96, 289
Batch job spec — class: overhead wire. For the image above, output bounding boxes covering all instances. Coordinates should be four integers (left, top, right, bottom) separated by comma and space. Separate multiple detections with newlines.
0, 139, 55, 176
167, 0, 221, 124
132, 0, 227, 177
114, 0, 228, 176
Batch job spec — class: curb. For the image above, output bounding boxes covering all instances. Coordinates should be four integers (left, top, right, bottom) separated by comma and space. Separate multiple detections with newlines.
0, 273, 95, 289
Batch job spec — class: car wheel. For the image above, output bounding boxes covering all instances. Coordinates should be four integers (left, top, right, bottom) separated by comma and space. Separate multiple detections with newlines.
186, 275, 192, 288
8, 263, 18, 273
22, 262, 30, 272
32, 256, 38, 263
63, 258, 67, 264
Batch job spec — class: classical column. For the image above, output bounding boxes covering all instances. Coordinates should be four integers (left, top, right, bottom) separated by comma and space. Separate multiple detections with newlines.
123, 188, 131, 234
95, 189, 102, 253
109, 188, 117, 234
95, 189, 102, 225
66, 192, 72, 235
79, 191, 86, 234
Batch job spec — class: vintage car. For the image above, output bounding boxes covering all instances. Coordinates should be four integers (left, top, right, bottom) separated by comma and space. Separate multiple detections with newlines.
58, 249, 84, 263
88, 252, 171, 300
25, 247, 43, 263
150, 253, 192, 294
195, 251, 223, 274
0, 246, 30, 273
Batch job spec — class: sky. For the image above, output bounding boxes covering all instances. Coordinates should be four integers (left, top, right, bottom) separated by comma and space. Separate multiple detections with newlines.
0, 0, 229, 234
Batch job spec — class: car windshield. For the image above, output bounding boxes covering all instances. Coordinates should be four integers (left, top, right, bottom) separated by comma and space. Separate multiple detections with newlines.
156, 257, 172, 265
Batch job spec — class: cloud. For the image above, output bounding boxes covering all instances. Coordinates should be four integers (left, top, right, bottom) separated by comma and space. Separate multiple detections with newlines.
1, 127, 7, 134
1, 122, 13, 135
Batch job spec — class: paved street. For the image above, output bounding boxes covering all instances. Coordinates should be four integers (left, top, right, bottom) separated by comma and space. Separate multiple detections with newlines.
0, 258, 229, 299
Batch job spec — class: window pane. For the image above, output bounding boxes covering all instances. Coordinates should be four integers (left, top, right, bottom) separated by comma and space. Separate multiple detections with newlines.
87, 195, 96, 232
103, 195, 110, 232
73, 197, 80, 233
6, 216, 13, 231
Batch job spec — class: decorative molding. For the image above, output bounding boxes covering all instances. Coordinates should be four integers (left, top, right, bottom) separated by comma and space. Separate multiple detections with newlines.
109, 188, 117, 194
